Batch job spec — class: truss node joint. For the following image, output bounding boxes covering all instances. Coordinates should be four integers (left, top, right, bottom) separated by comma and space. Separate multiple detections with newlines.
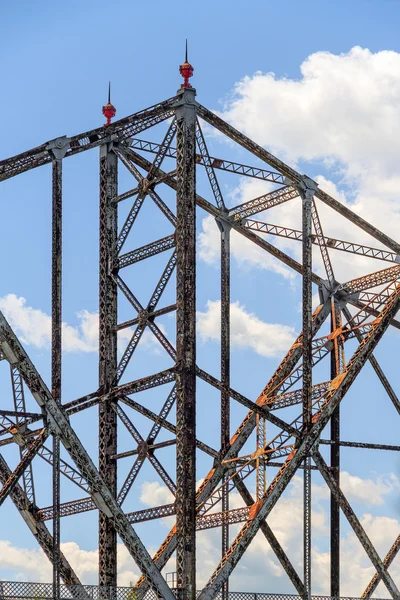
46, 136, 70, 160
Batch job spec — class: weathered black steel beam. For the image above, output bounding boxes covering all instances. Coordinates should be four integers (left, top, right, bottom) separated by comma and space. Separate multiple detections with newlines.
175, 86, 197, 600
298, 177, 317, 600
330, 302, 341, 598
219, 216, 230, 600
51, 151, 63, 600
98, 143, 118, 589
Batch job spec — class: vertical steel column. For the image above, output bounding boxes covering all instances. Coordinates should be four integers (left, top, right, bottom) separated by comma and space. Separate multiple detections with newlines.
175, 86, 197, 600
218, 218, 231, 600
299, 177, 318, 600
330, 302, 340, 598
99, 143, 118, 589
49, 139, 67, 600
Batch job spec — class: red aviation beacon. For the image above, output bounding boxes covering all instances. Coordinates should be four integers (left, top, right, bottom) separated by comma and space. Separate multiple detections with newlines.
102, 82, 116, 126
179, 40, 194, 88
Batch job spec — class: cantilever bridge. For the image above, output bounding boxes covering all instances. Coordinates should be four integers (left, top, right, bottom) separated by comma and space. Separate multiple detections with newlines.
0, 53, 399, 600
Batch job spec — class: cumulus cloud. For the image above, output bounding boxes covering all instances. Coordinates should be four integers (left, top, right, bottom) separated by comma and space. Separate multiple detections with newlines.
197, 299, 297, 358
198, 47, 400, 284
140, 481, 174, 508
341, 471, 400, 506
0, 294, 166, 355
220, 46, 400, 176
0, 540, 140, 586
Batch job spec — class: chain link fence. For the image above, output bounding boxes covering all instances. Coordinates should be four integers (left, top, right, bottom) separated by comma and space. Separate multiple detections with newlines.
0, 582, 390, 600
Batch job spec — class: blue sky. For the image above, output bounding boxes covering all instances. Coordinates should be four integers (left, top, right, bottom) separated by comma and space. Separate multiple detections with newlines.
1, 0, 400, 595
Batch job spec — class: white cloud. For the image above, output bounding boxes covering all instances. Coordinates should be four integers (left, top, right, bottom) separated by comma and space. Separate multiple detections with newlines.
341, 471, 400, 506
197, 299, 296, 358
199, 47, 400, 285
0, 294, 98, 353
0, 540, 140, 586
0, 540, 52, 582
220, 46, 400, 177
140, 481, 174, 508
0, 294, 166, 355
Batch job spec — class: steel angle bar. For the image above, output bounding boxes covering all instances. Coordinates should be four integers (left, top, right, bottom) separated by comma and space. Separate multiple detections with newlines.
113, 403, 176, 500
310, 199, 335, 285
117, 169, 177, 204
340, 264, 400, 294
0, 312, 175, 600
244, 220, 400, 265
118, 235, 175, 269
115, 121, 176, 254
230, 187, 299, 220
62, 370, 175, 420
320, 439, 400, 451
129, 136, 285, 183
112, 437, 178, 456
114, 274, 176, 382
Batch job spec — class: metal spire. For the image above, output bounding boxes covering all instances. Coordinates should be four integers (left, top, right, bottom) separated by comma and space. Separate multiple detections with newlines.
179, 40, 194, 89
102, 81, 116, 126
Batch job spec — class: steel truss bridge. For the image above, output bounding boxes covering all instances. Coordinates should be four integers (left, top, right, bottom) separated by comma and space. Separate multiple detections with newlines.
0, 68, 399, 600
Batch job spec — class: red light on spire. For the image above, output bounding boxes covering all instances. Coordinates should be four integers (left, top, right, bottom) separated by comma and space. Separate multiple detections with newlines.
102, 81, 116, 126
179, 39, 194, 88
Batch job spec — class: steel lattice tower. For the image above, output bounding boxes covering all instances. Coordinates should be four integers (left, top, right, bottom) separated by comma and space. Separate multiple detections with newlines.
0, 54, 400, 600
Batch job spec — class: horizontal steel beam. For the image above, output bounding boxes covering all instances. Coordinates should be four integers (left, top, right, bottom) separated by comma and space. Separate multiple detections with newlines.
117, 235, 175, 269
129, 137, 285, 184
0, 98, 178, 181
244, 219, 399, 263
